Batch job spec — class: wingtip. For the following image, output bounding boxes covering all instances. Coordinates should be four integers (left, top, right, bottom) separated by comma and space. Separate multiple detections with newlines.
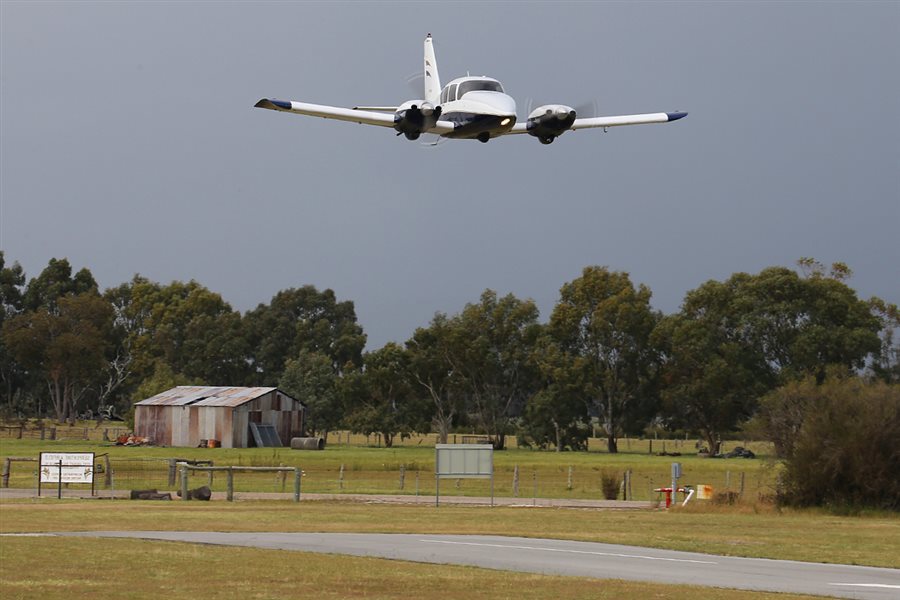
667, 111, 688, 122
255, 98, 292, 110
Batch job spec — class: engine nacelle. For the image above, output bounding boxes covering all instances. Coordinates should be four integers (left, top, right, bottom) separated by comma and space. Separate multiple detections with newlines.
526, 104, 576, 144
394, 100, 442, 141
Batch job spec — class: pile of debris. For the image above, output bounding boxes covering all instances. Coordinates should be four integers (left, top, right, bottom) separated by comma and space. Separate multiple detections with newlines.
716, 446, 756, 459
115, 434, 151, 446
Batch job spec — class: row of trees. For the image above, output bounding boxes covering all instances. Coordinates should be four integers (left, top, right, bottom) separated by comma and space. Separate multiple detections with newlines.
2, 253, 898, 459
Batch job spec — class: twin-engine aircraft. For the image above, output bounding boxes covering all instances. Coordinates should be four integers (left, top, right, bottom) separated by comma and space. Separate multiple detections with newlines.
254, 34, 687, 145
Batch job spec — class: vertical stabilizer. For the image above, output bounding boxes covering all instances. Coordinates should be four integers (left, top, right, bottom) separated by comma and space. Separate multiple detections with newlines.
424, 33, 441, 106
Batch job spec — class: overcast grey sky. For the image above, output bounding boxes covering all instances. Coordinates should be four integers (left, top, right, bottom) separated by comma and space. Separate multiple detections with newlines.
2, 1, 898, 349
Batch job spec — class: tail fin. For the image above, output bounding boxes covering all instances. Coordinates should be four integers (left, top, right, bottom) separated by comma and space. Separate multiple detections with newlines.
424, 33, 441, 106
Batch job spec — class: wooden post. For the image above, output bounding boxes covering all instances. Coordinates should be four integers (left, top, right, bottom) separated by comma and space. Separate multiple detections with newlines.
339, 464, 344, 490
226, 467, 234, 502
293, 468, 301, 502
168, 459, 177, 488
739, 472, 745, 498
532, 469, 537, 506
567, 466, 573, 491
1, 458, 10, 488
180, 465, 189, 501
83, 427, 88, 440
513, 465, 519, 497
104, 455, 112, 488
399, 465, 405, 490
649, 439, 652, 454
17, 426, 23, 439
628, 469, 633, 501
40, 427, 45, 441
50, 427, 56, 441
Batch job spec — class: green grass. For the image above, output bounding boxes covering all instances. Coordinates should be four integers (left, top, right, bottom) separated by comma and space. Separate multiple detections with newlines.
0, 437, 779, 501
0, 536, 824, 600
2, 499, 897, 567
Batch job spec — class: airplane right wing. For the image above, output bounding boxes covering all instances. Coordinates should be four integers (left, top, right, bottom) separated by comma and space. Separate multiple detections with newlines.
254, 98, 457, 135
254, 99, 397, 128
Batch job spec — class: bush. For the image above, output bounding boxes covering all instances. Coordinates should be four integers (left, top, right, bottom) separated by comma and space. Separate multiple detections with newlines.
600, 471, 620, 500
762, 378, 900, 510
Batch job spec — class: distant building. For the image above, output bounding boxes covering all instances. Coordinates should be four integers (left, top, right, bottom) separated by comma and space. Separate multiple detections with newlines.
134, 386, 305, 448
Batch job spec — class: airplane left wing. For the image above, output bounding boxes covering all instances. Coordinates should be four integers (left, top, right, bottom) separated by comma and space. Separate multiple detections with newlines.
254, 99, 397, 128
504, 111, 687, 135
571, 111, 687, 130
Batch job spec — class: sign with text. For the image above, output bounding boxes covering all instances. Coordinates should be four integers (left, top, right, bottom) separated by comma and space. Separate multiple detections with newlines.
39, 452, 95, 484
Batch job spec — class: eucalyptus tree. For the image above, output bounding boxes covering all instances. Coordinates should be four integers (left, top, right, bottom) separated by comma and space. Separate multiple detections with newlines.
657, 263, 883, 454
549, 267, 660, 453
445, 290, 542, 450
406, 313, 465, 444
0, 253, 26, 412
279, 350, 341, 440
341, 343, 429, 448
244, 286, 366, 384
3, 292, 113, 423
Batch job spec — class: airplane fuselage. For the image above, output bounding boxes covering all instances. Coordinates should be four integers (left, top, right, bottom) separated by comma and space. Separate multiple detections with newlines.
438, 77, 517, 141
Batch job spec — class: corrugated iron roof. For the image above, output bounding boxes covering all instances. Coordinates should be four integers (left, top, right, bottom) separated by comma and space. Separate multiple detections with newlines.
135, 386, 280, 407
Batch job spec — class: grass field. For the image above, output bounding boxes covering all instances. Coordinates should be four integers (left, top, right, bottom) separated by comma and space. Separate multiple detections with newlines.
3, 428, 896, 598
0, 536, 825, 600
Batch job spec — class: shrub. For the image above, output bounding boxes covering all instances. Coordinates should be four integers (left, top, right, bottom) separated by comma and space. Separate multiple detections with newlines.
764, 378, 900, 510
600, 471, 620, 500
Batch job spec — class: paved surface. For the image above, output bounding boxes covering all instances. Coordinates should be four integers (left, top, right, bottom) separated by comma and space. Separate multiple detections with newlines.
0, 487, 653, 509
50, 531, 900, 599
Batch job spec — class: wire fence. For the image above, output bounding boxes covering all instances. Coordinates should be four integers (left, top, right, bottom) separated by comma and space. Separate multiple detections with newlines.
2, 456, 777, 503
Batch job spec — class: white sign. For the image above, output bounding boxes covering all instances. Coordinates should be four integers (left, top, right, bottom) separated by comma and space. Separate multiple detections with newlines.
435, 444, 493, 478
40, 452, 95, 484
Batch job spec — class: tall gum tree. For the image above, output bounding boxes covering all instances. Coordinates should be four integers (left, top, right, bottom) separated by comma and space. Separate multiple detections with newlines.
549, 267, 659, 453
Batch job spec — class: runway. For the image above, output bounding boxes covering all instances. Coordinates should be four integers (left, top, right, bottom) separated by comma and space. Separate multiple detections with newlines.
52, 531, 900, 599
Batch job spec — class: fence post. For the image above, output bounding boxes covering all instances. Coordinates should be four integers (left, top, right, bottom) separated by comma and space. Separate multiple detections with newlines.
104, 455, 112, 488
1, 458, 10, 488
168, 459, 177, 488
293, 468, 301, 502
40, 427, 45, 441
567, 466, 573, 491
339, 464, 344, 491
513, 465, 519, 497
180, 464, 188, 501
17, 426, 23, 439
83, 428, 88, 441
739, 472, 745, 498
649, 439, 652, 454
226, 467, 234, 502
399, 465, 405, 490
532, 469, 537, 506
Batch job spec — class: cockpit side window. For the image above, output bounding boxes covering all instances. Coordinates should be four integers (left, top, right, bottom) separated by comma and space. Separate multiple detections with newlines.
440, 86, 449, 104
448, 83, 458, 102
456, 80, 504, 98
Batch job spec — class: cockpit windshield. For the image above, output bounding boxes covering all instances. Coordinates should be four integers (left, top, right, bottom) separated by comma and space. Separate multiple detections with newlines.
456, 80, 504, 97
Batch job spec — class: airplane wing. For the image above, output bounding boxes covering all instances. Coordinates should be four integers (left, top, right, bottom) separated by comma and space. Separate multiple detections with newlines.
254, 98, 457, 135
504, 111, 687, 135
255, 99, 397, 127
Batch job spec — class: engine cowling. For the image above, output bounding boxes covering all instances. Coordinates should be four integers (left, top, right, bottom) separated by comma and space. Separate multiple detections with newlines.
526, 104, 576, 144
394, 101, 442, 141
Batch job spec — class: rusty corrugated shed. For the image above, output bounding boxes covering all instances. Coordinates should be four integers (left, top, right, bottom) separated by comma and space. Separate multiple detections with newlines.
135, 386, 277, 407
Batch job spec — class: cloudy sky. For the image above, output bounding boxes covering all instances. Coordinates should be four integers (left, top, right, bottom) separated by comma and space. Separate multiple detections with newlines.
2, 1, 898, 349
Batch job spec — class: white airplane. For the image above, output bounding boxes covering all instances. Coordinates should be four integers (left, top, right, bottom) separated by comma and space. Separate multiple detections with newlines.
254, 34, 687, 145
